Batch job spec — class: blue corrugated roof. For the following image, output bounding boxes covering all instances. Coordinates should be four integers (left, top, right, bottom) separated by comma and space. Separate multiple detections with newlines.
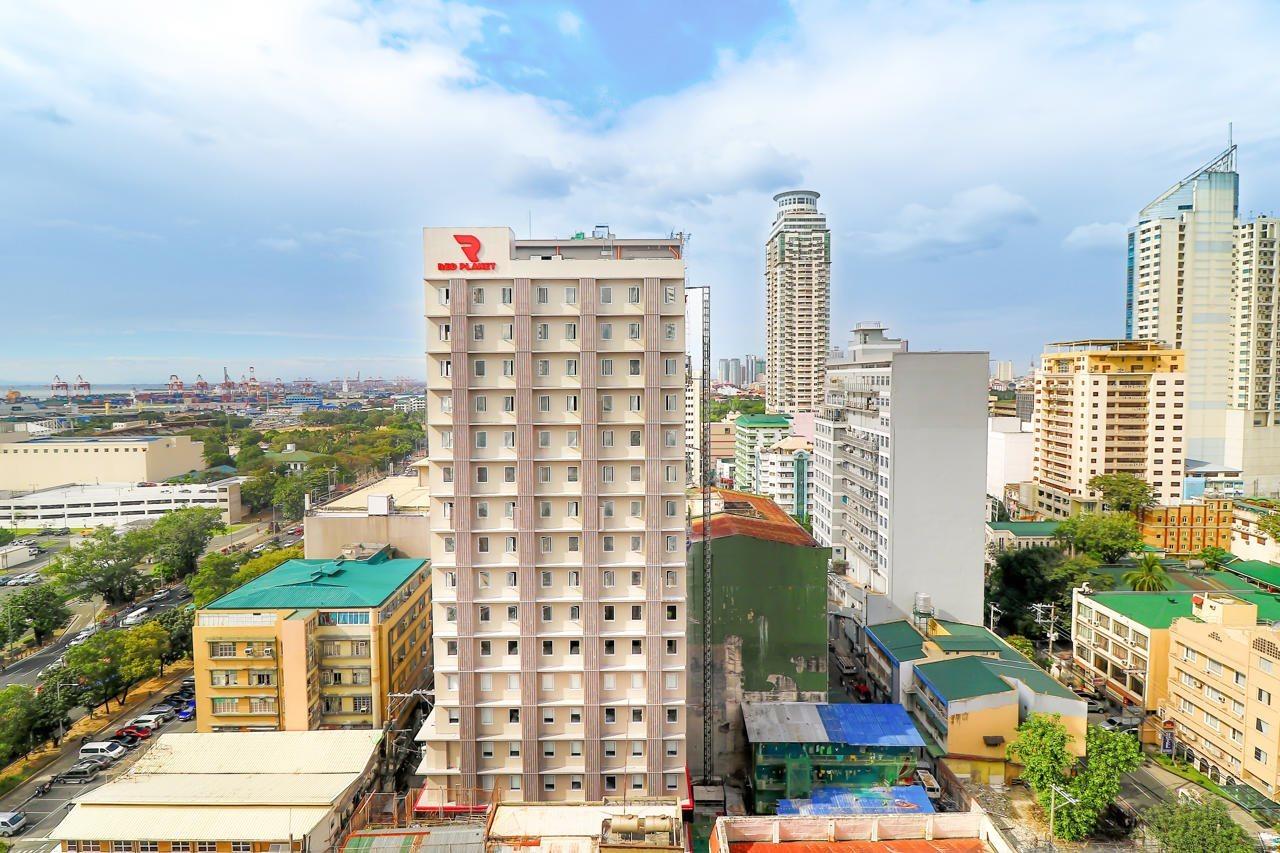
777, 785, 935, 816
816, 704, 926, 748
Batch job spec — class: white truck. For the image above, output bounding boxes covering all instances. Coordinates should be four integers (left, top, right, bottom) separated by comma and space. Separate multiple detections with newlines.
0, 544, 37, 571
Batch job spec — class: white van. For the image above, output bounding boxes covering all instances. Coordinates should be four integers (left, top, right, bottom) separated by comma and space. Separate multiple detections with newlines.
79, 741, 127, 763
120, 607, 150, 627
915, 769, 942, 799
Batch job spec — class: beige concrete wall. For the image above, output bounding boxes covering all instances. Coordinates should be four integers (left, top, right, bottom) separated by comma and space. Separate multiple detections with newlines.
0, 435, 204, 490
304, 513, 431, 559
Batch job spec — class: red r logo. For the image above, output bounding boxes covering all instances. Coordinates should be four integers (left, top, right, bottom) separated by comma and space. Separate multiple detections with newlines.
454, 234, 482, 263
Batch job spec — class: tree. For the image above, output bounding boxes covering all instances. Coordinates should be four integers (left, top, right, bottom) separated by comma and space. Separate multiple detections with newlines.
240, 470, 279, 512
1008, 716, 1142, 841
986, 546, 1069, 636
1054, 512, 1143, 562
149, 507, 226, 580
8, 585, 72, 644
1143, 798, 1252, 853
155, 606, 194, 663
0, 528, 13, 547
31, 672, 80, 747
65, 630, 131, 711
234, 546, 303, 587
188, 552, 241, 607
1087, 473, 1155, 514
0, 684, 38, 762
235, 443, 266, 470
46, 527, 151, 605
1005, 635, 1038, 660
1123, 553, 1173, 592
122, 621, 171, 678
1193, 545, 1231, 572
1258, 510, 1280, 545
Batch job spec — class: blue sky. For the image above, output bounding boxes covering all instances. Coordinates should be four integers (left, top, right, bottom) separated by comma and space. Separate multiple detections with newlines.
3, 0, 1280, 383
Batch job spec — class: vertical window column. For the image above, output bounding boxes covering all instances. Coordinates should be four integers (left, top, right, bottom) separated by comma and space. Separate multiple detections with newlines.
578, 277, 603, 799
513, 277, 541, 796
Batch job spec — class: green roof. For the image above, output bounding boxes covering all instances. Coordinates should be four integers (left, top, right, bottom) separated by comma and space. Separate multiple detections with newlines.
264, 448, 321, 463
1085, 590, 1280, 629
735, 414, 792, 428
987, 521, 1060, 537
915, 656, 1015, 701
1222, 559, 1280, 589
1090, 563, 1256, 593
207, 553, 427, 610
866, 620, 927, 662
929, 620, 1007, 654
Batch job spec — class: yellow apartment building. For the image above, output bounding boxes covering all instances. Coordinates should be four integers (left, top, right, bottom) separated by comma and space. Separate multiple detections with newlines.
1032, 339, 1185, 519
1138, 498, 1233, 556
1166, 592, 1280, 795
193, 548, 430, 731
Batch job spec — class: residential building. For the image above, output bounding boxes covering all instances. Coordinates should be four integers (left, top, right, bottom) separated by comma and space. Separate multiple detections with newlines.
484, 799, 684, 853
765, 190, 830, 415
193, 549, 431, 731
992, 360, 1014, 382
1137, 498, 1233, 556
986, 416, 1033, 503
863, 617, 1085, 782
984, 521, 1060, 558
303, 468, 430, 559
392, 395, 428, 414
708, 418, 737, 483
418, 227, 686, 803
742, 354, 764, 385
1165, 592, 1280, 794
687, 488, 831, 778
732, 414, 791, 492
757, 436, 814, 519
742, 702, 926, 814
1227, 216, 1280, 491
1015, 389, 1034, 423
265, 443, 321, 474
1127, 145, 1237, 466
1232, 499, 1280, 562
814, 351, 987, 624
709, 813, 1007, 853
0, 477, 244, 528
1032, 339, 1185, 519
827, 321, 907, 368
0, 434, 204, 490
719, 358, 745, 387
685, 363, 702, 481
51, 730, 384, 853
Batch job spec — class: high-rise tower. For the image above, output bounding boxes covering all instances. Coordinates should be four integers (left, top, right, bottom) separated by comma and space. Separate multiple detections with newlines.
417, 227, 688, 804
1126, 146, 1238, 465
766, 190, 831, 415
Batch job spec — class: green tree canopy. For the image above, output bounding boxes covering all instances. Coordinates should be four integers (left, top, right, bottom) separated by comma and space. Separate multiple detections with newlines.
122, 620, 171, 679
234, 546, 303, 587
1258, 510, 1280, 544
986, 547, 1111, 637
240, 470, 280, 512
1008, 716, 1142, 841
149, 507, 226, 580
65, 629, 132, 710
155, 606, 194, 663
234, 443, 266, 470
0, 528, 14, 547
8, 584, 72, 644
1143, 798, 1252, 853
46, 527, 151, 605
0, 684, 39, 762
1193, 545, 1231, 571
1054, 512, 1144, 562
1123, 553, 1173, 592
189, 552, 240, 608
1087, 473, 1155, 514
1004, 635, 1038, 660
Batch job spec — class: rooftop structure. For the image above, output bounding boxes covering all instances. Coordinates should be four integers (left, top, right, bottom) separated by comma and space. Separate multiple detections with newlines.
742, 703, 924, 748
207, 551, 428, 609
708, 814, 1000, 853
304, 471, 430, 559
484, 799, 684, 853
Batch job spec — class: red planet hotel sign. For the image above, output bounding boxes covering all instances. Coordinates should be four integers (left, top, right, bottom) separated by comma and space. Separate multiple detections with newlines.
438, 234, 496, 271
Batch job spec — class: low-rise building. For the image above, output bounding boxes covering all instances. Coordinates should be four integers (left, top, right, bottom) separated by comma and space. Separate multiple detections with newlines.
687, 488, 831, 779
51, 730, 384, 853
0, 477, 245, 528
484, 800, 684, 853
304, 468, 430, 559
0, 434, 205, 491
742, 702, 926, 815
987, 416, 1033, 506
265, 443, 321, 474
709, 813, 1006, 853
756, 436, 814, 519
193, 548, 431, 731
1165, 592, 1280, 795
984, 521, 1060, 560
1138, 498, 1233, 556
1231, 499, 1280, 563
733, 415, 792, 492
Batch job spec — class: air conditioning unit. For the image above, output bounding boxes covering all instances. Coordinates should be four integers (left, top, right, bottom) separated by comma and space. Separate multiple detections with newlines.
1184, 731, 1197, 743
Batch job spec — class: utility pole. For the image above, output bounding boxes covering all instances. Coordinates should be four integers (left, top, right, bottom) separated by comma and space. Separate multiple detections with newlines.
1047, 780, 1078, 841
1032, 603, 1058, 658
987, 602, 1003, 632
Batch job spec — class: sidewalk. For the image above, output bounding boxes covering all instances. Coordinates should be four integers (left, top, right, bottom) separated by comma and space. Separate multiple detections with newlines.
1135, 759, 1268, 837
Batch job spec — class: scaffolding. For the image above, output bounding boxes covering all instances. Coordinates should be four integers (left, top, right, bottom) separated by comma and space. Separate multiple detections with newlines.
685, 285, 715, 782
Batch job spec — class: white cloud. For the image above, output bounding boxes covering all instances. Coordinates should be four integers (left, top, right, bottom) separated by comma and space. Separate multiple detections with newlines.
556, 10, 583, 37
854, 185, 1037, 260
257, 237, 300, 252
1064, 221, 1128, 251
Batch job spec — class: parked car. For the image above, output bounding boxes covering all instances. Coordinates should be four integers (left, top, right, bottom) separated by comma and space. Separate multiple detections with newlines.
73, 754, 113, 771
79, 741, 128, 763
108, 733, 140, 749
180, 676, 196, 689
120, 607, 150, 627
0, 811, 29, 837
116, 725, 152, 739
172, 586, 192, 601
145, 589, 169, 603
147, 704, 177, 721
1083, 698, 1105, 714
130, 714, 166, 730
53, 763, 100, 785
164, 692, 191, 705
176, 706, 195, 722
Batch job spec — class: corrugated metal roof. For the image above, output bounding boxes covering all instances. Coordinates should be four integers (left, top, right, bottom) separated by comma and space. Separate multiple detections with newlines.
742, 703, 925, 748
131, 730, 383, 775
488, 802, 682, 840
208, 556, 426, 610
689, 488, 820, 547
729, 841, 984, 853
75, 773, 354, 806
343, 827, 484, 853
51, 805, 332, 842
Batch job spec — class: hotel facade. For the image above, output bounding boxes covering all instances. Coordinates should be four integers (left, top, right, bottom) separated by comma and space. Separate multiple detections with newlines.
417, 227, 687, 803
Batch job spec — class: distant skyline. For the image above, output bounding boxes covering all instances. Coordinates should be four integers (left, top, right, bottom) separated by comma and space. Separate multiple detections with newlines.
5, 2, 1280, 382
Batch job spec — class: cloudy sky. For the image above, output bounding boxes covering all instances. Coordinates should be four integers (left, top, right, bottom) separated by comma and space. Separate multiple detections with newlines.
4, 0, 1280, 384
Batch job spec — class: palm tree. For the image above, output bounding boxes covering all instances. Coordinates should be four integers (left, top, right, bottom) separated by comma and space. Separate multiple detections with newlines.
1123, 553, 1172, 592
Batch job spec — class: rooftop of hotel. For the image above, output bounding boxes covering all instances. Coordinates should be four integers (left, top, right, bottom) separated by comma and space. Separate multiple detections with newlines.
314, 475, 430, 512
688, 487, 818, 548
206, 552, 427, 610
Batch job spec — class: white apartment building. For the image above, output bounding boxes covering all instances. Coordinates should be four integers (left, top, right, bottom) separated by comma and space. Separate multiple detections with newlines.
1032, 340, 1185, 518
987, 416, 1034, 500
417, 226, 687, 804
765, 190, 830, 415
813, 345, 987, 624
1126, 145, 1237, 466
685, 362, 702, 483
1227, 216, 1280, 492
757, 435, 814, 519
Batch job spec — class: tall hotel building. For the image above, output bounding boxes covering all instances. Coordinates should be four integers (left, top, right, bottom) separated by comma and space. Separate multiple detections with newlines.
1226, 216, 1280, 492
1126, 146, 1237, 466
417, 227, 688, 803
1032, 340, 1185, 519
765, 190, 831, 415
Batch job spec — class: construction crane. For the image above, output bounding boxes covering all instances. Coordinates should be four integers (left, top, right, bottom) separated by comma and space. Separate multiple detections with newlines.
51, 375, 69, 396
168, 374, 184, 393
72, 375, 90, 395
